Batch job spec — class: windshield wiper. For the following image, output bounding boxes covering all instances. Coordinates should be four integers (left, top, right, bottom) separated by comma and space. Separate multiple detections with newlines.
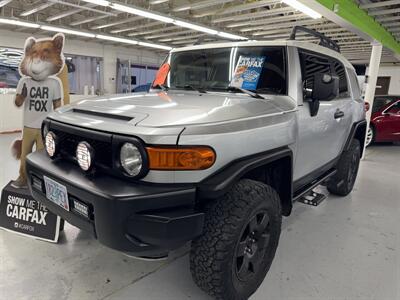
152, 84, 169, 91
227, 86, 265, 99
176, 85, 207, 93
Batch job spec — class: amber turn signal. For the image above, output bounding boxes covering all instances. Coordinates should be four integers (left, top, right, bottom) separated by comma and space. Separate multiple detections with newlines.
146, 146, 216, 170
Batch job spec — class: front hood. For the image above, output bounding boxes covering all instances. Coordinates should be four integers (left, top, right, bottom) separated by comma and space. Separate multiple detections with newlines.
57, 91, 295, 128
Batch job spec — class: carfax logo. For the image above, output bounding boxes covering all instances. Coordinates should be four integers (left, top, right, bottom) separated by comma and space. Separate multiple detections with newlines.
6, 195, 48, 227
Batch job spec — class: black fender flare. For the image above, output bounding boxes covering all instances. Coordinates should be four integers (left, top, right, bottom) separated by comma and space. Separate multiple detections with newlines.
197, 147, 293, 216
343, 119, 367, 156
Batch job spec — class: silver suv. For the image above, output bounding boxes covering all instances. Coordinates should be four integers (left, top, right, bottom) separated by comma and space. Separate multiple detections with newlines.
27, 28, 366, 300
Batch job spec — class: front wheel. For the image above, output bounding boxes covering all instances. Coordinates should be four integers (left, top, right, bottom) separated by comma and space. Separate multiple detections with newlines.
190, 179, 282, 300
328, 139, 361, 196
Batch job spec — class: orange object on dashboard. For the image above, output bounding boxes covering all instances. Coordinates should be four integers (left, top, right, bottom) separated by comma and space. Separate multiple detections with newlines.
146, 146, 216, 170
152, 63, 170, 87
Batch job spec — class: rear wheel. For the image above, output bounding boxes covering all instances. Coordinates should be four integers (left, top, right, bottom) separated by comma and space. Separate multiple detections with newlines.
190, 179, 281, 300
327, 139, 361, 196
365, 126, 374, 147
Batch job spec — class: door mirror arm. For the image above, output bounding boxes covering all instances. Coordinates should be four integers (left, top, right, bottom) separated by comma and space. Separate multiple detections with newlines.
306, 97, 320, 117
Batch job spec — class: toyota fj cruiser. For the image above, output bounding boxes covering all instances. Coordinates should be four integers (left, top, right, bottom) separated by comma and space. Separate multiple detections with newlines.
26, 27, 366, 300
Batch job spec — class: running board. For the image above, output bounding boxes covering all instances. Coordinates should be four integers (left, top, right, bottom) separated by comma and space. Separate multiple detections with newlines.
293, 169, 336, 201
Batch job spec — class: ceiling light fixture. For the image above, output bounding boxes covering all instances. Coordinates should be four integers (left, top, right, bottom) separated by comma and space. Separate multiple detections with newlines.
20, 3, 54, 17
282, 0, 321, 19
80, 0, 247, 40
96, 34, 138, 45
41, 25, 96, 37
173, 20, 218, 35
111, 3, 174, 23
217, 32, 248, 40
0, 17, 171, 51
138, 41, 172, 50
0, 18, 40, 28
80, 0, 110, 6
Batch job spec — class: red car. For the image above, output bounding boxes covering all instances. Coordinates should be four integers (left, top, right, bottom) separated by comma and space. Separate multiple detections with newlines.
366, 95, 400, 146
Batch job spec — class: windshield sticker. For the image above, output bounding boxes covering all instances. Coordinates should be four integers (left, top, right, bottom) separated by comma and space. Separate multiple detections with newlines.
152, 63, 170, 87
230, 56, 265, 90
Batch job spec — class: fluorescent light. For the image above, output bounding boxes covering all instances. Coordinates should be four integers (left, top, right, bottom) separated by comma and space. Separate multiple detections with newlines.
138, 41, 172, 50
149, 0, 169, 4
0, 0, 13, 8
80, 0, 110, 6
0, 18, 40, 28
84, 0, 249, 41
282, 0, 321, 19
96, 34, 138, 45
70, 14, 108, 26
111, 3, 173, 23
173, 20, 218, 35
218, 32, 248, 40
20, 3, 54, 16
41, 25, 96, 37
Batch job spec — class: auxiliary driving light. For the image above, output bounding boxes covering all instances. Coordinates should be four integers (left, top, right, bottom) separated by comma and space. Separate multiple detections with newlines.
76, 142, 94, 171
45, 131, 57, 158
120, 142, 143, 177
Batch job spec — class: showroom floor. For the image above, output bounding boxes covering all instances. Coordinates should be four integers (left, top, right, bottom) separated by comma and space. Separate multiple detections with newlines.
0, 133, 399, 300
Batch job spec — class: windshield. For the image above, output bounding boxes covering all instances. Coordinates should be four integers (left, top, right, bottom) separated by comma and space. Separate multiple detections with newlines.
167, 46, 287, 95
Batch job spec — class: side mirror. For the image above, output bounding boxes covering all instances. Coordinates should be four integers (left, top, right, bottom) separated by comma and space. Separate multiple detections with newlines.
307, 73, 339, 117
312, 73, 339, 101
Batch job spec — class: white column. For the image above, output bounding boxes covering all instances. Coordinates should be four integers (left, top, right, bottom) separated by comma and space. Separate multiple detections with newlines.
362, 42, 383, 159
102, 45, 117, 95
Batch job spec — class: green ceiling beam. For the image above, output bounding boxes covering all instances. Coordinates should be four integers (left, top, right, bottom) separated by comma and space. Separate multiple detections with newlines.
314, 0, 400, 54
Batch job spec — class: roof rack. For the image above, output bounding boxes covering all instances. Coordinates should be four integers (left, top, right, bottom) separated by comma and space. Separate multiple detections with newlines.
289, 26, 341, 53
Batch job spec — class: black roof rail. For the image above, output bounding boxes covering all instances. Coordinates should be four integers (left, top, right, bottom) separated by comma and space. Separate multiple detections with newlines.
289, 26, 341, 53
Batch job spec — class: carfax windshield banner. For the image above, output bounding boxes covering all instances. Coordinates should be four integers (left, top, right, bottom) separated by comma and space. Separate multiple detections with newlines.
0, 182, 60, 242
230, 56, 265, 90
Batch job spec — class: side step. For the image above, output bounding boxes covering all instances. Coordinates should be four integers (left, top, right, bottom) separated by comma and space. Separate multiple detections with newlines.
293, 169, 336, 202
298, 190, 326, 206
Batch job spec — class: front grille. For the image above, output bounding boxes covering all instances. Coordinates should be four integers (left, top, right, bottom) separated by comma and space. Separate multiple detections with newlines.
46, 120, 147, 181
51, 127, 113, 169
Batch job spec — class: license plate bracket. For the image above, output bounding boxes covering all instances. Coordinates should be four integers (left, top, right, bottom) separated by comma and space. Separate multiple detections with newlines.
44, 176, 70, 211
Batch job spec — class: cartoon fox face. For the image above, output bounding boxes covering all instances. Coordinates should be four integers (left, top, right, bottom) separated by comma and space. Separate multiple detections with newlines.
19, 33, 64, 81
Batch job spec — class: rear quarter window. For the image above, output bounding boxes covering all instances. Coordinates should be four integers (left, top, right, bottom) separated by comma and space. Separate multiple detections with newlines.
346, 68, 361, 100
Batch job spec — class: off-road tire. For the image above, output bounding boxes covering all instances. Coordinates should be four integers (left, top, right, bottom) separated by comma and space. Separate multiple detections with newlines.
190, 179, 282, 300
327, 139, 361, 196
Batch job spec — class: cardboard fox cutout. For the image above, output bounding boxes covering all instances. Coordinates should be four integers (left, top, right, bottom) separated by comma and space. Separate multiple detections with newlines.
11, 33, 67, 188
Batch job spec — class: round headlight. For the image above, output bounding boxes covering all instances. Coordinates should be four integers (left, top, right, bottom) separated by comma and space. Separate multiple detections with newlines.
45, 131, 57, 158
76, 142, 94, 171
120, 143, 143, 177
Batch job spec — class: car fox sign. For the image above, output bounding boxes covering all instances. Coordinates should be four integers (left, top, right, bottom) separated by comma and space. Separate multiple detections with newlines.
0, 181, 61, 242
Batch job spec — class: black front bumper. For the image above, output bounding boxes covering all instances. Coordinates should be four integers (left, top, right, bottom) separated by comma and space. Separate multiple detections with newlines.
26, 151, 204, 257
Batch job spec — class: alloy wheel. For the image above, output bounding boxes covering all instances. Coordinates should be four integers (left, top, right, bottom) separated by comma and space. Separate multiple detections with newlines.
234, 211, 271, 281
366, 127, 373, 147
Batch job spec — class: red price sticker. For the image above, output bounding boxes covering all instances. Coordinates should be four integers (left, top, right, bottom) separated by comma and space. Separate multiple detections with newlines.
152, 63, 170, 87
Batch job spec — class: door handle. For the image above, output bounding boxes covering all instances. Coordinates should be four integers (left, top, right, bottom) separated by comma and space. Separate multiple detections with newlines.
334, 110, 344, 119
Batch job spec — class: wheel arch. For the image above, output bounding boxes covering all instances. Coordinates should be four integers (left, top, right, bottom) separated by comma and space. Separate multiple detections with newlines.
344, 120, 367, 157
197, 147, 293, 216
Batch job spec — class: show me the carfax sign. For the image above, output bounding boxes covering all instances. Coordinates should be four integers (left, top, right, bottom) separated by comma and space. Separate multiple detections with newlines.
0, 181, 60, 242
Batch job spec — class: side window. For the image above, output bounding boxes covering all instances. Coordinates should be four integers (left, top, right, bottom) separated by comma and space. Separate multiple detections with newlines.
387, 101, 400, 114
331, 58, 349, 97
299, 50, 349, 100
299, 51, 331, 99
346, 68, 361, 100
373, 97, 393, 113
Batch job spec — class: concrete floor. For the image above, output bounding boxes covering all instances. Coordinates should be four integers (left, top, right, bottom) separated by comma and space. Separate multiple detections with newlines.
0, 133, 399, 300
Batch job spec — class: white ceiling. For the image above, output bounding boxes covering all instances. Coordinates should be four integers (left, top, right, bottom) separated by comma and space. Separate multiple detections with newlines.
0, 0, 399, 64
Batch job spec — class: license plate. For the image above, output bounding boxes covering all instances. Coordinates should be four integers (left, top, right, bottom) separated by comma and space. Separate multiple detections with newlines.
44, 176, 70, 211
